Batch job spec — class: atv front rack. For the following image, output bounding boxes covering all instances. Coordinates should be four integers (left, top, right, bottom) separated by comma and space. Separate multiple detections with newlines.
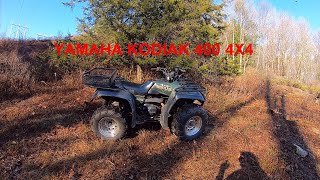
176, 79, 206, 94
83, 67, 117, 88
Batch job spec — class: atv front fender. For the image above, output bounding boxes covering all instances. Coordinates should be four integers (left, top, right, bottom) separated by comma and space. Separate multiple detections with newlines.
92, 89, 137, 128
160, 91, 205, 128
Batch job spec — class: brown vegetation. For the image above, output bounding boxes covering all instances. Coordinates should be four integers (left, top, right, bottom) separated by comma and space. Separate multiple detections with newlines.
0, 67, 319, 179
0, 39, 54, 101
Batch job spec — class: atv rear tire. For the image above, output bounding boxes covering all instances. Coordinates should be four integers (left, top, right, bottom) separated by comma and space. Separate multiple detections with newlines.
171, 105, 208, 141
91, 107, 127, 140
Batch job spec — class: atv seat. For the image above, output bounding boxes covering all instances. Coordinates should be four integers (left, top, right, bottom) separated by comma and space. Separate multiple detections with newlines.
122, 80, 154, 95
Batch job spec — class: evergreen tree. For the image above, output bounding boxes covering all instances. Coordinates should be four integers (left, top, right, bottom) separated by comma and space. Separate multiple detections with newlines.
64, 0, 225, 71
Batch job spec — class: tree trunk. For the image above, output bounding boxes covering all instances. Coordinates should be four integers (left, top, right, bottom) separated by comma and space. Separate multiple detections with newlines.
136, 65, 142, 83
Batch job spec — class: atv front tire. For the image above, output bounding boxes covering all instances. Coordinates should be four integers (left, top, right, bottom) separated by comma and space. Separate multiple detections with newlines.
171, 105, 208, 141
91, 107, 127, 140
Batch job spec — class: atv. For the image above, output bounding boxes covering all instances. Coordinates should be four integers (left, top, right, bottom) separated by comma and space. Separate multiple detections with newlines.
83, 67, 208, 141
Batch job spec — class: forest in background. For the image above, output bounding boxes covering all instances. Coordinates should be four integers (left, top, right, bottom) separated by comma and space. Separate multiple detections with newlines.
49, 0, 319, 83
223, 0, 320, 83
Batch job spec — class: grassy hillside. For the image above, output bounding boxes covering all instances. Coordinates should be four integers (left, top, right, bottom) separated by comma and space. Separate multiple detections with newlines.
0, 39, 55, 101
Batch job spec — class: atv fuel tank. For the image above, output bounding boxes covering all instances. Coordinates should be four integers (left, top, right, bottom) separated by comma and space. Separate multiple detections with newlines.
148, 80, 180, 96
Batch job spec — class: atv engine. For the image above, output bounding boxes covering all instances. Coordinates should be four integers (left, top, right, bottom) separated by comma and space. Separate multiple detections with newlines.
144, 97, 163, 117
144, 103, 160, 115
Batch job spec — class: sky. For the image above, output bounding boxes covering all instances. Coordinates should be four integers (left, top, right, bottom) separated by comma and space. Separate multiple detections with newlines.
0, 0, 84, 38
266, 0, 320, 31
0, 0, 319, 39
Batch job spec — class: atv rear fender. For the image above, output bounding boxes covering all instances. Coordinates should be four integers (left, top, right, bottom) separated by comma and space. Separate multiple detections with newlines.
160, 91, 205, 128
91, 89, 137, 128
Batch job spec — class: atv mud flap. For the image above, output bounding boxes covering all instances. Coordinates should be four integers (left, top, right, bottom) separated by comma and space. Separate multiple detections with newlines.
91, 89, 137, 128
160, 91, 205, 128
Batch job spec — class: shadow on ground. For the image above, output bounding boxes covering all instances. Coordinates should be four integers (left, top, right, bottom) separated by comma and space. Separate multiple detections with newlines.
1, 93, 262, 179
0, 103, 96, 147
106, 97, 260, 179
34, 113, 218, 179
265, 79, 319, 179
39, 98, 259, 179
216, 151, 269, 180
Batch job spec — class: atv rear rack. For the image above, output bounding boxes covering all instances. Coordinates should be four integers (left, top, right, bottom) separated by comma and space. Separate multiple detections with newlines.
83, 67, 117, 88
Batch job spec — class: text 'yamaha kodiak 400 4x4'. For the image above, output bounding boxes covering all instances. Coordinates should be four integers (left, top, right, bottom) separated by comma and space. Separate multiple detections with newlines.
83, 67, 208, 141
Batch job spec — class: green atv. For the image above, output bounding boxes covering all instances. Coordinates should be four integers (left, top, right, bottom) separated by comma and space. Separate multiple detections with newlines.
83, 67, 208, 141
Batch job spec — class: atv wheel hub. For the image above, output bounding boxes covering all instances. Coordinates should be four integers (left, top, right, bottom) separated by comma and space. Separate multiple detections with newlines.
98, 118, 119, 138
185, 116, 202, 136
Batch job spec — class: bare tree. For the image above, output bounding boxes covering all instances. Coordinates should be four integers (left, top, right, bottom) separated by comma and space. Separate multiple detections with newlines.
225, 0, 320, 83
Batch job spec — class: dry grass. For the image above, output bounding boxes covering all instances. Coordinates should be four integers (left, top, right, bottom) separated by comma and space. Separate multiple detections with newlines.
0, 39, 54, 101
0, 68, 319, 179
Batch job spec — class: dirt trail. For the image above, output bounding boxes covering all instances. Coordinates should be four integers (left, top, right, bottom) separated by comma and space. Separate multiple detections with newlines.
0, 79, 319, 179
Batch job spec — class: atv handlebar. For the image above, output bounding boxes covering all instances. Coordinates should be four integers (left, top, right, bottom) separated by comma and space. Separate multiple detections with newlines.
152, 67, 186, 82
